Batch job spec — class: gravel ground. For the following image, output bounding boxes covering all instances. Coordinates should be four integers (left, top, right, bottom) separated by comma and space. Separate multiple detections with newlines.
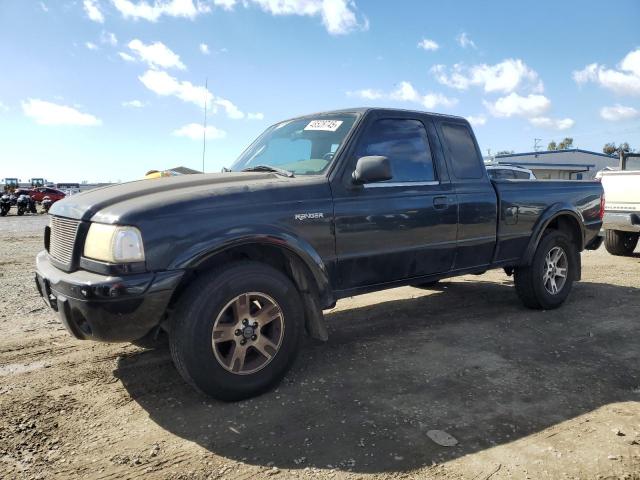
1, 213, 639, 480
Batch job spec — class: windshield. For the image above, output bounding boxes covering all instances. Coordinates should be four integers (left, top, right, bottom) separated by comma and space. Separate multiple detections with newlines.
231, 114, 358, 175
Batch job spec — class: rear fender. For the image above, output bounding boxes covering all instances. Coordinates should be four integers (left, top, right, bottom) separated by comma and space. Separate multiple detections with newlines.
522, 203, 585, 272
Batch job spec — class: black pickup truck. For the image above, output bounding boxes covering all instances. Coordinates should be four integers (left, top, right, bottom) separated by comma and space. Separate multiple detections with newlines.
36, 108, 604, 400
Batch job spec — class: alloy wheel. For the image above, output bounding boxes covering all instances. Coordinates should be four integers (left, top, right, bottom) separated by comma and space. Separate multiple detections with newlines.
542, 246, 568, 295
211, 292, 284, 375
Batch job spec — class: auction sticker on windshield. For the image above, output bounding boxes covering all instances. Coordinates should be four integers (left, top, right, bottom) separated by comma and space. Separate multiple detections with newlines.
304, 120, 343, 132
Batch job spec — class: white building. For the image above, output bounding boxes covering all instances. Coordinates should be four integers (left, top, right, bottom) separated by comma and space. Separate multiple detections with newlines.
494, 149, 618, 180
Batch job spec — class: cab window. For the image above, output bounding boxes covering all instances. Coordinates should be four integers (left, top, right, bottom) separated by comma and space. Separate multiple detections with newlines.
355, 119, 435, 183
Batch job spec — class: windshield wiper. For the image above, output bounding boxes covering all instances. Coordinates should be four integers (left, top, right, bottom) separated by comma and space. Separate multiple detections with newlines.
241, 165, 295, 177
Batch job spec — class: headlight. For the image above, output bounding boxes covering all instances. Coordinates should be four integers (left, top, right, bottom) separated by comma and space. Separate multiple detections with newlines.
84, 223, 145, 263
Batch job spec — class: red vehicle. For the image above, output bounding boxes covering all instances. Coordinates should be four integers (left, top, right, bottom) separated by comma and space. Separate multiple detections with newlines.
29, 187, 66, 203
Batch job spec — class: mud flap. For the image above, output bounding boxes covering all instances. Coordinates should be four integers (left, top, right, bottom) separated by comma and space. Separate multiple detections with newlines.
301, 292, 328, 342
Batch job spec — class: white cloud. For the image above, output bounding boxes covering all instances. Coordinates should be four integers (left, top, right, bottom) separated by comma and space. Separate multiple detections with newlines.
432, 59, 542, 94
139, 70, 211, 106
39, 2, 48, 12
214, 0, 236, 10
249, 0, 366, 35
417, 38, 439, 51
349, 81, 456, 109
529, 116, 575, 130
456, 32, 476, 49
0, 101, 9, 113
119, 51, 136, 62
466, 115, 487, 127
101, 31, 118, 46
213, 98, 244, 119
122, 100, 145, 108
84, 0, 105, 23
128, 39, 186, 70
173, 123, 226, 140
390, 81, 420, 102
600, 104, 639, 121
421, 92, 457, 109
247, 112, 265, 120
111, 0, 207, 21
112, 0, 367, 35
199, 43, 210, 55
347, 88, 384, 100
573, 48, 640, 96
484, 93, 551, 118
85, 41, 99, 50
138, 70, 247, 120
22, 99, 102, 126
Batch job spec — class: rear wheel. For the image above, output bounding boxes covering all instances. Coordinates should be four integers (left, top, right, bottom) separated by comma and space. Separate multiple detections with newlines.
514, 231, 577, 310
17, 207, 24, 216
604, 230, 638, 256
169, 262, 303, 401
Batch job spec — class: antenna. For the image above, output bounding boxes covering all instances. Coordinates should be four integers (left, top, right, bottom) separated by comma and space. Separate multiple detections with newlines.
534, 138, 542, 152
202, 77, 208, 174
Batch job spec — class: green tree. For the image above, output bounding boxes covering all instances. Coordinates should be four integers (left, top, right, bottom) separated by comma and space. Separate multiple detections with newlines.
547, 140, 557, 151
557, 137, 574, 150
603, 142, 617, 155
603, 142, 633, 155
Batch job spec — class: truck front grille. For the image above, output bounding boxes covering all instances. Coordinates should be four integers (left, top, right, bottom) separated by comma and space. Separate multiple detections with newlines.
49, 216, 80, 266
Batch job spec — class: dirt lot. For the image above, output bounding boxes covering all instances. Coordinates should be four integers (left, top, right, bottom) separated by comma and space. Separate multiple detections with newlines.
1, 213, 639, 480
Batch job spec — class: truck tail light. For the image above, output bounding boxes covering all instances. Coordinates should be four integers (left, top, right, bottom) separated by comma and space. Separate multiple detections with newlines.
599, 194, 605, 220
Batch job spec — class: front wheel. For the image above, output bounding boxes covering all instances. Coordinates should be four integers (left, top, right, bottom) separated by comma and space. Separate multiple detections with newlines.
169, 262, 303, 401
514, 231, 577, 310
604, 230, 638, 256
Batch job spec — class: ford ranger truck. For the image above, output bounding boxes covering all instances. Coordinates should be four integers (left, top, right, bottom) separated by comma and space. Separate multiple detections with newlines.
600, 153, 640, 256
35, 108, 604, 400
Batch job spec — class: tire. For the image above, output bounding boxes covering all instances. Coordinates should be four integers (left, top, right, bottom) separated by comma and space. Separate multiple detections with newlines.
604, 230, 638, 256
0, 210, 6, 217
169, 261, 303, 401
17, 207, 24, 216
412, 280, 440, 289
514, 231, 577, 310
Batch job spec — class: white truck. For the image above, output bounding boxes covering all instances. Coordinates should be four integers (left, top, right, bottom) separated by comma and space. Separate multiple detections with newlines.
601, 153, 640, 256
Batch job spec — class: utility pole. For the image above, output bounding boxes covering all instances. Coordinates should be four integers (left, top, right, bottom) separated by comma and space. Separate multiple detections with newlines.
202, 77, 208, 174
534, 138, 542, 152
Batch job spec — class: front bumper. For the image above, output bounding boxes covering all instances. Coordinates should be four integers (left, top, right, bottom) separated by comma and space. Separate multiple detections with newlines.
35, 251, 184, 342
602, 211, 640, 233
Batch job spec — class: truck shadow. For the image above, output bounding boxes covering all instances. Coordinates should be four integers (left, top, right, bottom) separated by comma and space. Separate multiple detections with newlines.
114, 279, 640, 473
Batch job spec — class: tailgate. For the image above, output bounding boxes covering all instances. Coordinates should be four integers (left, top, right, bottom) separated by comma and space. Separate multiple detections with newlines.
602, 171, 640, 212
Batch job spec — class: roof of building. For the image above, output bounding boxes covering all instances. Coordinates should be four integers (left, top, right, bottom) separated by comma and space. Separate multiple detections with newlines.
496, 148, 615, 159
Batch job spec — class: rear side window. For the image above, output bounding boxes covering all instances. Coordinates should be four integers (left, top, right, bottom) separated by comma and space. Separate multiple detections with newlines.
488, 168, 515, 180
441, 123, 483, 179
355, 119, 435, 182
512, 170, 531, 179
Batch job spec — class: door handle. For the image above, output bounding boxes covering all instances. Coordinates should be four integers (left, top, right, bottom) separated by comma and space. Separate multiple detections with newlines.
433, 196, 449, 209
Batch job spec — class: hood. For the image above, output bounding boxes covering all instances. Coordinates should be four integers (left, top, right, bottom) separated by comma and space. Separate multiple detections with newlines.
50, 172, 294, 222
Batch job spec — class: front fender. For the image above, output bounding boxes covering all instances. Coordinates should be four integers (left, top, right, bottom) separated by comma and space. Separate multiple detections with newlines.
522, 202, 585, 266
167, 225, 334, 307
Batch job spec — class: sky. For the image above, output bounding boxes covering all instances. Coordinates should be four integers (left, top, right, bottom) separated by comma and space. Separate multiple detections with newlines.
0, 0, 639, 183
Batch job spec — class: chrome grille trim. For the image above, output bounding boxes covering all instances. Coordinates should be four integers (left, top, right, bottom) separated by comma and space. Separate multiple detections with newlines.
49, 216, 80, 266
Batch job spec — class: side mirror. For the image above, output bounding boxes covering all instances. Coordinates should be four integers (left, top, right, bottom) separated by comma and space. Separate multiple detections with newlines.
352, 156, 392, 185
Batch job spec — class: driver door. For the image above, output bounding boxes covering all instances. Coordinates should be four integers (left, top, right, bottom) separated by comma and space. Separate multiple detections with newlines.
332, 112, 458, 290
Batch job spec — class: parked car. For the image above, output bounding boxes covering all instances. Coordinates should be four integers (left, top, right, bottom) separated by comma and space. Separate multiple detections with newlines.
36, 108, 604, 400
486, 164, 536, 180
600, 152, 640, 256
30, 187, 66, 204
